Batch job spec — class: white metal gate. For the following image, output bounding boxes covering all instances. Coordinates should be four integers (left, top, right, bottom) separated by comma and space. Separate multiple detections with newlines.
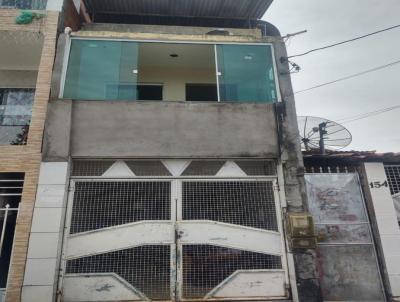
59, 161, 288, 301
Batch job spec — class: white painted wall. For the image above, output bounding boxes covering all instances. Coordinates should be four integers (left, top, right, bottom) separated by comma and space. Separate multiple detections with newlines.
21, 162, 69, 302
364, 162, 400, 298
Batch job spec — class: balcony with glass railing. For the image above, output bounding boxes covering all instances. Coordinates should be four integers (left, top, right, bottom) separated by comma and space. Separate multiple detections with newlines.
0, 89, 34, 145
61, 39, 279, 103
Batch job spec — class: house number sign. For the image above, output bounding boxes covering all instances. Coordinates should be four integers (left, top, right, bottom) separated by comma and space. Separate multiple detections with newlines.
369, 181, 389, 189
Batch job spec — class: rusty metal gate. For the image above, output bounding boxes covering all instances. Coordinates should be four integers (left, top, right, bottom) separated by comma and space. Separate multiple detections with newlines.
59, 160, 288, 301
305, 173, 385, 301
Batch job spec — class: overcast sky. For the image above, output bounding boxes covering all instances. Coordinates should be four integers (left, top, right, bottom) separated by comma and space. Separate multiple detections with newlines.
263, 0, 400, 152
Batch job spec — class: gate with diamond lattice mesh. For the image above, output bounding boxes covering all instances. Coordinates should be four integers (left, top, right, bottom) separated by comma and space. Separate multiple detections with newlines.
59, 161, 288, 301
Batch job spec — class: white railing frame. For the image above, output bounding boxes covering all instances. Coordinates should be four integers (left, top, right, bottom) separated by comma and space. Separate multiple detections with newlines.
0, 204, 19, 257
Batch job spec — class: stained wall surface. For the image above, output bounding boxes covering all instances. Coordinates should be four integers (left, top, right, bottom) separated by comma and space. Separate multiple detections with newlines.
44, 100, 279, 160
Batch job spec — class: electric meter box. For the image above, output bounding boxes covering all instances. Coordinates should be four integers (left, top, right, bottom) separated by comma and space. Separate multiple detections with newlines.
287, 213, 316, 249
287, 213, 315, 237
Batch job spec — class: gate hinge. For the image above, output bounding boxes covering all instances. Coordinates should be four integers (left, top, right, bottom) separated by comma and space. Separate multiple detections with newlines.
68, 185, 75, 192
273, 183, 280, 191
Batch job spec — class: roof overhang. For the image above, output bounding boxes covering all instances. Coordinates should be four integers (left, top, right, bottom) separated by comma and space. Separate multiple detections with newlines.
302, 150, 400, 164
84, 0, 273, 20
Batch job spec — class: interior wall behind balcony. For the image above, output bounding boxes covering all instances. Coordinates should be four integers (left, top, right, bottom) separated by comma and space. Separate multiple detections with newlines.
0, 71, 37, 88
138, 67, 215, 101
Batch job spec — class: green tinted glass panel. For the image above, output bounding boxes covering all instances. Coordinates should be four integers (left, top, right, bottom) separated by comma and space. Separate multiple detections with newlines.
64, 40, 138, 100
217, 45, 277, 103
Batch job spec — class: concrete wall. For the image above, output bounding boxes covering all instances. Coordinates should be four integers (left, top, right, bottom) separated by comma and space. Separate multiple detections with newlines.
43, 100, 278, 160
82, 23, 263, 39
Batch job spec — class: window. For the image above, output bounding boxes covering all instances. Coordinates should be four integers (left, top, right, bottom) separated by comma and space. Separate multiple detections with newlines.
0, 89, 34, 145
63, 40, 278, 103
137, 84, 163, 101
186, 84, 218, 102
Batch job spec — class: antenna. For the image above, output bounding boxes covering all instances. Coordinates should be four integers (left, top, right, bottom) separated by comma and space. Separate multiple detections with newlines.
297, 116, 352, 154
282, 30, 307, 40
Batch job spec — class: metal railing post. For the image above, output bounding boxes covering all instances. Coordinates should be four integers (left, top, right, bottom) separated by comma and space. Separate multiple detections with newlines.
0, 204, 10, 257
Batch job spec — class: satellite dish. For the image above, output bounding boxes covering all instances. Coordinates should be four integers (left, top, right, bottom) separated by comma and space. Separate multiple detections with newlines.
297, 116, 352, 154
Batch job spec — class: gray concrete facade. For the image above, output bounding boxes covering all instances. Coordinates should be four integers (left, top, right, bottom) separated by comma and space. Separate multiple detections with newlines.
43, 100, 278, 160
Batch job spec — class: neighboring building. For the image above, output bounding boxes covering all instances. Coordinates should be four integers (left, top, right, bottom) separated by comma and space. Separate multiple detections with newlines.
303, 150, 400, 301
2, 0, 397, 302
0, 0, 62, 300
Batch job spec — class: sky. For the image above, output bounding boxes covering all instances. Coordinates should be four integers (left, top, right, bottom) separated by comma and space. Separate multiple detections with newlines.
263, 0, 400, 152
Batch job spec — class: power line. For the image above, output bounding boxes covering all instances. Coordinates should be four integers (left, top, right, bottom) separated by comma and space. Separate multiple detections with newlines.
288, 24, 400, 59
294, 59, 400, 94
335, 105, 400, 123
340, 106, 400, 124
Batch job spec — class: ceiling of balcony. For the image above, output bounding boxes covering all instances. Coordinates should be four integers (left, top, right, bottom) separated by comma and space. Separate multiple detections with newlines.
138, 43, 215, 69
85, 0, 273, 20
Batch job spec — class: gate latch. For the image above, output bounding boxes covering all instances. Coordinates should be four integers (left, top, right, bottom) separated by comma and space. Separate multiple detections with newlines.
175, 229, 184, 240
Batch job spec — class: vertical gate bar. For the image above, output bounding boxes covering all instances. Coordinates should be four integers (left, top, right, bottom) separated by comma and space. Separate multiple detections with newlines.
277, 163, 299, 301
273, 179, 290, 293
176, 180, 183, 301
0, 204, 10, 257
171, 180, 178, 301
171, 244, 177, 301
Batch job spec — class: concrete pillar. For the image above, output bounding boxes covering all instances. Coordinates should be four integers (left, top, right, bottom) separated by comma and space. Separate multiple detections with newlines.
21, 162, 69, 302
363, 162, 400, 299
273, 39, 322, 302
